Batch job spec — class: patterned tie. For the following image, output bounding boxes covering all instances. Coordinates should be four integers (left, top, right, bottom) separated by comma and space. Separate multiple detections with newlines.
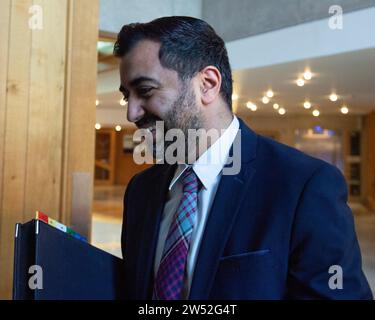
153, 167, 199, 300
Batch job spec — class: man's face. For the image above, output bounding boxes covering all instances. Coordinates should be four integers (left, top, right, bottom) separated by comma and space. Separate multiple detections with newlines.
119, 40, 204, 146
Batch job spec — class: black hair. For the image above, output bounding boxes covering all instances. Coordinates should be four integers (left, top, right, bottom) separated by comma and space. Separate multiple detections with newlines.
114, 16, 233, 110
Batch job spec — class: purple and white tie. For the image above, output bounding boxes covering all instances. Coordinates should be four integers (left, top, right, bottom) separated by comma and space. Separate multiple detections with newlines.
153, 167, 199, 300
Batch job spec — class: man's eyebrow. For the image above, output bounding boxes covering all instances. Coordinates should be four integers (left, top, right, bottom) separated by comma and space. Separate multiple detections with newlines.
119, 77, 161, 94
129, 76, 161, 87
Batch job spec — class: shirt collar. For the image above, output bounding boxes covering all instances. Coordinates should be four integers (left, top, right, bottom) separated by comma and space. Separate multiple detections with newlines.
169, 116, 240, 190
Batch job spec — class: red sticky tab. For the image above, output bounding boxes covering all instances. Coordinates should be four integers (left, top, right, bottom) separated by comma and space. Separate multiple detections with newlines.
36, 211, 49, 223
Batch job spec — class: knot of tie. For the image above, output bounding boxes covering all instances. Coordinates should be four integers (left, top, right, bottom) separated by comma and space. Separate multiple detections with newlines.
181, 167, 199, 194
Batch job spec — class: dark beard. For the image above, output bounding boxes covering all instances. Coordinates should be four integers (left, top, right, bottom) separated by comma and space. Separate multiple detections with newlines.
154, 83, 204, 163
135, 112, 161, 130
165, 85, 202, 136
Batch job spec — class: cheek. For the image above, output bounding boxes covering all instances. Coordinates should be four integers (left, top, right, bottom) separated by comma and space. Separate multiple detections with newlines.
146, 93, 175, 117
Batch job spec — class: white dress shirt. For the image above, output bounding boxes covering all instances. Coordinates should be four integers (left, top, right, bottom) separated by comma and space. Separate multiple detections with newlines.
153, 116, 240, 299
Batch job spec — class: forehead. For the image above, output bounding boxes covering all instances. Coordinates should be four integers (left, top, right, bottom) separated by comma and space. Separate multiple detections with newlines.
119, 40, 177, 86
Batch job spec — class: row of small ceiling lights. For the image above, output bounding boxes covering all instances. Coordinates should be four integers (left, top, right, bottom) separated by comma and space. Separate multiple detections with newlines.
95, 98, 127, 130
96, 99, 127, 107
237, 70, 350, 116
95, 123, 122, 131
95, 71, 350, 128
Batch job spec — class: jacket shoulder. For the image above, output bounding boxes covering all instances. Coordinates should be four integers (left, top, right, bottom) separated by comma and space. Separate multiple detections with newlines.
258, 134, 330, 169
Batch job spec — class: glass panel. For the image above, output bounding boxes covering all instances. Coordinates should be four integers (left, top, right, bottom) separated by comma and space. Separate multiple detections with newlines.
350, 163, 361, 181
95, 166, 109, 180
96, 132, 111, 162
294, 127, 343, 172
350, 131, 361, 156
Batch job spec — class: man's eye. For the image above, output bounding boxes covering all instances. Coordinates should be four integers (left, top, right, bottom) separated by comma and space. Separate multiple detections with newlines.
137, 87, 153, 96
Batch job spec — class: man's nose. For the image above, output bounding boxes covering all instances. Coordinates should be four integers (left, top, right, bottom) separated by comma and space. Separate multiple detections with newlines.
126, 97, 145, 123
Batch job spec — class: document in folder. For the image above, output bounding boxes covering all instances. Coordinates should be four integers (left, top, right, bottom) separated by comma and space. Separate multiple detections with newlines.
13, 219, 126, 300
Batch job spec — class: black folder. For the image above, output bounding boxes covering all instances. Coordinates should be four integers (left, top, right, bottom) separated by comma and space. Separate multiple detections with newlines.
13, 219, 126, 300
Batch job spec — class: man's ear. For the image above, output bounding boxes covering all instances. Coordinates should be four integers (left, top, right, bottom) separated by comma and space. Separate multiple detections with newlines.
199, 66, 222, 106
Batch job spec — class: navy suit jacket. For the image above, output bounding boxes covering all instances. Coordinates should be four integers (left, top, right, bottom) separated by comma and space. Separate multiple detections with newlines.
121, 118, 373, 299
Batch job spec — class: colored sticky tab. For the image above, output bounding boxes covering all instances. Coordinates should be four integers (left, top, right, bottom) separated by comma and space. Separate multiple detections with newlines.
76, 234, 87, 242
73, 233, 81, 240
66, 227, 86, 242
66, 227, 75, 236
35, 211, 49, 223
36, 210, 86, 242
53, 221, 67, 232
48, 217, 67, 232
48, 217, 55, 227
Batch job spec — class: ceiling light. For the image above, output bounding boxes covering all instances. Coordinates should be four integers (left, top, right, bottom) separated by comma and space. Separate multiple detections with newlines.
273, 103, 279, 110
246, 101, 257, 111
296, 79, 305, 87
266, 90, 274, 98
312, 110, 320, 117
340, 106, 349, 114
303, 70, 312, 80
329, 93, 338, 102
262, 96, 270, 104
232, 93, 238, 101
278, 108, 286, 115
95, 123, 101, 130
95, 99, 99, 106
115, 125, 122, 131
120, 99, 127, 106
303, 101, 312, 109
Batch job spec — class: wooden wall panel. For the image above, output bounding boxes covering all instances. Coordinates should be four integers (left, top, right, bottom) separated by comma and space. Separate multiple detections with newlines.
0, 0, 98, 299
0, 0, 33, 299
24, 0, 68, 220
60, 0, 98, 235
0, 0, 11, 227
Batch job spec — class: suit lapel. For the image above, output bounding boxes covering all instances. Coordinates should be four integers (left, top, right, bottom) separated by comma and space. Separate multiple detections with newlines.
135, 164, 176, 299
189, 119, 258, 299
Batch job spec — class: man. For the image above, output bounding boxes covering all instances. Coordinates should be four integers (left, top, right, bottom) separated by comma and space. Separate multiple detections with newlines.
115, 16, 372, 300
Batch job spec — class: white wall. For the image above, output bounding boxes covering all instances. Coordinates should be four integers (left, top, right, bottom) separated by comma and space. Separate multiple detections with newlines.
100, 0, 202, 34
227, 7, 375, 70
